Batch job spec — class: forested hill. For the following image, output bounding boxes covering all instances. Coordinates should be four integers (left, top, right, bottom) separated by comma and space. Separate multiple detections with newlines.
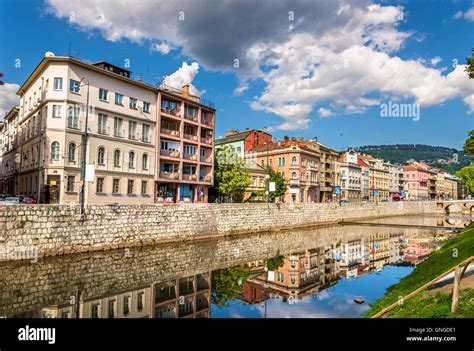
354, 144, 470, 174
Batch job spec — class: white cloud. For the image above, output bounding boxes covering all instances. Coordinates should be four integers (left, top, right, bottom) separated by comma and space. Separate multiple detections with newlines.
152, 41, 173, 55
431, 56, 442, 66
44, 0, 473, 130
453, 7, 474, 21
162, 62, 202, 96
0, 83, 20, 119
318, 107, 335, 117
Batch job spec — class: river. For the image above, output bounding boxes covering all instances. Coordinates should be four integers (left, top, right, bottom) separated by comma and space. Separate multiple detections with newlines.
0, 214, 471, 318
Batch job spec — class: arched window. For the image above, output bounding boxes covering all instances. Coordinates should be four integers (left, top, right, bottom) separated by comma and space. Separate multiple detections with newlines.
51, 141, 60, 160
142, 153, 148, 170
128, 151, 135, 168
291, 156, 297, 165
291, 172, 297, 179
114, 149, 121, 167
97, 147, 105, 165
68, 143, 76, 162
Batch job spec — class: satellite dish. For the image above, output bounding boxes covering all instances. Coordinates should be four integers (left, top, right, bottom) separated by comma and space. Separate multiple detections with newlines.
45, 51, 55, 57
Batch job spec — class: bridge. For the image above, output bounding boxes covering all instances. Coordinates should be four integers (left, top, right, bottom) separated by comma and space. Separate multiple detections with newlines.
437, 199, 474, 215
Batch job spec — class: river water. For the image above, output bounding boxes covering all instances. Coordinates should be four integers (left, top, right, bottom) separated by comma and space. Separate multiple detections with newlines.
0, 214, 470, 319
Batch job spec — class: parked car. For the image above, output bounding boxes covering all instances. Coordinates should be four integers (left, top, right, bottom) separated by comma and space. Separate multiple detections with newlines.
0, 196, 22, 205
340, 198, 349, 203
19, 196, 37, 204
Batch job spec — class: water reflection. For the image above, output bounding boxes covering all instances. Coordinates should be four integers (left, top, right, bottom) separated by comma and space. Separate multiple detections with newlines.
1, 215, 468, 319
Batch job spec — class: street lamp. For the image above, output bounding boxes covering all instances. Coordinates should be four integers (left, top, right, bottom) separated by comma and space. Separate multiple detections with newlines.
79, 78, 90, 215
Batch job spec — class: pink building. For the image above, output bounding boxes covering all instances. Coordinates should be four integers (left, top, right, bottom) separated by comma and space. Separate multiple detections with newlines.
402, 163, 429, 200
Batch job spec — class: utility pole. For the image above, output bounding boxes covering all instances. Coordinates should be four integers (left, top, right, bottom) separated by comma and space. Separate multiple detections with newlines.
79, 78, 90, 215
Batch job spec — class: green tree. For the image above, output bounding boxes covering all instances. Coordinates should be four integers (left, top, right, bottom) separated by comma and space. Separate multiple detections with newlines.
463, 130, 474, 156
211, 265, 250, 307
465, 47, 474, 79
265, 167, 286, 201
455, 166, 474, 195
266, 254, 285, 271
214, 146, 252, 202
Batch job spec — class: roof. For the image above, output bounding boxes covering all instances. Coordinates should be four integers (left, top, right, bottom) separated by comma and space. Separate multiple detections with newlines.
251, 139, 320, 155
215, 130, 253, 145
357, 159, 369, 168
245, 160, 269, 173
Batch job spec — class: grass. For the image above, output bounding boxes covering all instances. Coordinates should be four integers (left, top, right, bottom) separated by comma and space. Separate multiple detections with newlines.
383, 288, 474, 318
365, 223, 474, 317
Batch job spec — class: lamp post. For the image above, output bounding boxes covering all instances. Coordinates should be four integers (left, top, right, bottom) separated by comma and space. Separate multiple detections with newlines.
79, 78, 90, 215
264, 127, 269, 203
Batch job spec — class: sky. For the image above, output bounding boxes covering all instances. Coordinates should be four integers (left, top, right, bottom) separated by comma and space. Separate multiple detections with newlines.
0, 0, 473, 150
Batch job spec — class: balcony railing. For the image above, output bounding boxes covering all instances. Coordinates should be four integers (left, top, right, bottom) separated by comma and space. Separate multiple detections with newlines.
289, 179, 300, 186
182, 174, 198, 181
160, 128, 180, 137
184, 133, 198, 142
201, 117, 213, 126
184, 113, 198, 122
159, 171, 180, 180
161, 107, 181, 117
200, 137, 212, 144
183, 153, 198, 161
97, 126, 110, 135
160, 149, 180, 158
200, 175, 213, 183
200, 155, 213, 163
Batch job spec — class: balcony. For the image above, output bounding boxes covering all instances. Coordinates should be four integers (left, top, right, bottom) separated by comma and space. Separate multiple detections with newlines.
200, 155, 213, 163
160, 128, 180, 138
289, 179, 300, 186
161, 107, 181, 117
184, 113, 198, 123
182, 174, 198, 181
183, 153, 198, 161
184, 133, 198, 142
200, 175, 213, 183
97, 126, 110, 135
160, 149, 180, 158
201, 117, 213, 126
200, 137, 212, 145
159, 171, 179, 180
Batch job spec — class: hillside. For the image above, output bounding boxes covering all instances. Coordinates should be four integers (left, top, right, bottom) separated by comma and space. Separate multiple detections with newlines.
355, 144, 471, 174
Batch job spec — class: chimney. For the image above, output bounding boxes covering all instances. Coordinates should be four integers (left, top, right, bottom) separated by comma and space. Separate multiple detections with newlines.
226, 129, 239, 137
182, 84, 190, 98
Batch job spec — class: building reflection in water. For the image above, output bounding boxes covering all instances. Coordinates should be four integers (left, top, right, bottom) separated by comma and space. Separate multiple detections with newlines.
4, 226, 454, 319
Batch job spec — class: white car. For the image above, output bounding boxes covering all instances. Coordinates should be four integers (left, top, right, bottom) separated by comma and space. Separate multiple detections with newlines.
0, 196, 22, 205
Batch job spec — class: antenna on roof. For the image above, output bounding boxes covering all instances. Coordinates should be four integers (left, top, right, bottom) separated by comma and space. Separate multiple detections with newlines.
68, 42, 72, 57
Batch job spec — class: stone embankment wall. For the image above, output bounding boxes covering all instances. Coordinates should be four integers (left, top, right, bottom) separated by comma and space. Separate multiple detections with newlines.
0, 201, 437, 260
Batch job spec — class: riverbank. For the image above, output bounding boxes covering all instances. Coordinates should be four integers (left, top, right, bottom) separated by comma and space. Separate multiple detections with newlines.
365, 223, 474, 318
0, 201, 436, 261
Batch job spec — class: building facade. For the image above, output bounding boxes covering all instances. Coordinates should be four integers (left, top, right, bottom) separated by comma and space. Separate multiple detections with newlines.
339, 150, 362, 201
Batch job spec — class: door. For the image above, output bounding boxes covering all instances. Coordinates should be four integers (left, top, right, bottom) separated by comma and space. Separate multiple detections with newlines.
46, 175, 61, 204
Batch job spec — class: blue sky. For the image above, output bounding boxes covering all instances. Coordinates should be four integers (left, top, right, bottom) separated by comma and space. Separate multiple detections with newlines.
0, 0, 473, 150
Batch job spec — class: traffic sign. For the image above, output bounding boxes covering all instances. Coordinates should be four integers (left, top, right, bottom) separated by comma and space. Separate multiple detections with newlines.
335, 186, 341, 194
374, 190, 379, 197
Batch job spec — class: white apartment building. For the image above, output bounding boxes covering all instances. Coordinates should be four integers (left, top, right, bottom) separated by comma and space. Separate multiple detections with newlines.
339, 150, 362, 201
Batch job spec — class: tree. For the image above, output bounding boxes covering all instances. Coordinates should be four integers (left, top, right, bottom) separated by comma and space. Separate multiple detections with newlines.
463, 130, 474, 156
211, 265, 250, 307
266, 254, 285, 271
465, 47, 474, 79
455, 166, 474, 195
265, 167, 286, 201
214, 146, 252, 202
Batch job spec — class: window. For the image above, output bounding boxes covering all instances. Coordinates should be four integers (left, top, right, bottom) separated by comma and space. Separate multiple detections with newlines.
129, 97, 137, 109
68, 143, 76, 162
52, 105, 62, 118
68, 105, 80, 129
123, 296, 130, 315
108, 300, 116, 318
98, 113, 108, 134
113, 149, 121, 167
99, 88, 108, 101
91, 304, 100, 318
114, 117, 123, 137
128, 151, 135, 168
115, 93, 124, 105
96, 177, 104, 193
143, 101, 150, 113
184, 106, 197, 118
141, 181, 147, 195
69, 79, 80, 93
54, 77, 63, 91
97, 147, 105, 165
142, 153, 148, 170
183, 145, 196, 155
112, 179, 120, 194
277, 272, 284, 282
290, 276, 296, 285
292, 156, 297, 165
128, 121, 137, 139
291, 172, 297, 179
161, 99, 178, 112
142, 124, 150, 142
162, 163, 179, 173
183, 164, 196, 175
200, 148, 206, 157
127, 180, 134, 194
137, 292, 144, 311
51, 142, 60, 160
66, 176, 75, 192
278, 157, 286, 166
